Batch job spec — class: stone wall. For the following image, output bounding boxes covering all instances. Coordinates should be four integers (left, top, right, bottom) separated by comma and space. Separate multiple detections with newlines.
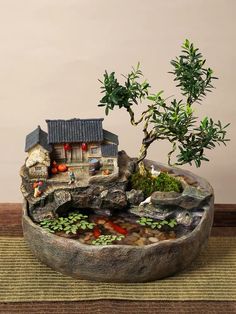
29, 164, 48, 179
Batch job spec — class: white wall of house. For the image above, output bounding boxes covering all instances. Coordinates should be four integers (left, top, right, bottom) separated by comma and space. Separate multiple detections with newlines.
29, 164, 48, 179
52, 142, 105, 163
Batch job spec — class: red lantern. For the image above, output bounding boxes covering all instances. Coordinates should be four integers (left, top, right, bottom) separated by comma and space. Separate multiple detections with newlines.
64, 143, 72, 151
81, 143, 88, 151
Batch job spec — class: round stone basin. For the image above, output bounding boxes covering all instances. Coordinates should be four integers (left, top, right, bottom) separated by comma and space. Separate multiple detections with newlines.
22, 163, 214, 282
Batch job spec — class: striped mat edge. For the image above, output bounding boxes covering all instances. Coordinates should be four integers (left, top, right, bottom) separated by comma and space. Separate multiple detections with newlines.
0, 236, 236, 302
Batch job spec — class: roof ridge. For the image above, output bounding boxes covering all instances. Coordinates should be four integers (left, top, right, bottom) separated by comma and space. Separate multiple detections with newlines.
46, 118, 106, 144
25, 125, 52, 152
46, 118, 104, 123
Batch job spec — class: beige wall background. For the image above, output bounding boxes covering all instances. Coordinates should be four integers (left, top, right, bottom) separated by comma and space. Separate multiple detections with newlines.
0, 0, 235, 203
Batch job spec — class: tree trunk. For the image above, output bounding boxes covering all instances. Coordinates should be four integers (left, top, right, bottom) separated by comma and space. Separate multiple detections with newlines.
137, 143, 150, 175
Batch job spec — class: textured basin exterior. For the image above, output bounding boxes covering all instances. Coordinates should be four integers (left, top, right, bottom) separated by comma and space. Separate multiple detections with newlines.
22, 162, 214, 282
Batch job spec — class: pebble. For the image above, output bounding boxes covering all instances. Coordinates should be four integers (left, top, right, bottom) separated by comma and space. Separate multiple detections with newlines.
84, 233, 92, 241
152, 229, 162, 236
148, 237, 159, 243
135, 237, 146, 246
126, 235, 139, 242
157, 233, 167, 241
143, 229, 154, 237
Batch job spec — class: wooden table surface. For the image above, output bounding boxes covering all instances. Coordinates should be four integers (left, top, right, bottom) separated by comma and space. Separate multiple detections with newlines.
0, 203, 235, 314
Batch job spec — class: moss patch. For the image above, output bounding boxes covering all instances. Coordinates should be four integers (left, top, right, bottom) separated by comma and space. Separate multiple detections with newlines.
130, 171, 182, 198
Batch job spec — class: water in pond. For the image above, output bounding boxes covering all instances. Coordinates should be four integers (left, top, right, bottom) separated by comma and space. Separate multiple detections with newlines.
53, 210, 181, 246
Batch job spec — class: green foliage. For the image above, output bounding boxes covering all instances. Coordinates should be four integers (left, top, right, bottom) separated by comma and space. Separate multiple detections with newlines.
148, 95, 229, 167
40, 212, 95, 235
98, 39, 230, 168
176, 117, 230, 167
130, 171, 156, 197
170, 39, 217, 104
98, 63, 150, 116
137, 217, 177, 229
130, 171, 182, 197
92, 235, 124, 245
155, 173, 183, 193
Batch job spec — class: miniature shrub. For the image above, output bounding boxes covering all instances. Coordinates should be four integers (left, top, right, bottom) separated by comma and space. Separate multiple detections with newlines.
130, 171, 182, 197
155, 173, 182, 193
40, 212, 95, 234
137, 217, 177, 229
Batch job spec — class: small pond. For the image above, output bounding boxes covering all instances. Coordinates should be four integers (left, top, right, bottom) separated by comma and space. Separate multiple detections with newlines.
39, 209, 199, 246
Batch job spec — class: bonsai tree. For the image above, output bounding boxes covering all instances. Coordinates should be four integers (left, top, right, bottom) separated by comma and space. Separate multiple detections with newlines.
98, 39, 229, 175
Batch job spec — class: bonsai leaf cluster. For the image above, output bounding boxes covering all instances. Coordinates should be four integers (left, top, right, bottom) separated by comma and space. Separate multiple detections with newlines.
170, 39, 215, 105
131, 171, 182, 197
137, 217, 177, 229
40, 212, 95, 234
99, 39, 229, 171
92, 235, 125, 245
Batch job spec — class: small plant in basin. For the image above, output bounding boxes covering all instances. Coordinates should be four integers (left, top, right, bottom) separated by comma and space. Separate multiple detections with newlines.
20, 39, 230, 282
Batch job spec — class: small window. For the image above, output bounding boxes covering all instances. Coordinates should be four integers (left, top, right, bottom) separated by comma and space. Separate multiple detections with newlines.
53, 146, 65, 160
35, 166, 42, 171
90, 146, 98, 154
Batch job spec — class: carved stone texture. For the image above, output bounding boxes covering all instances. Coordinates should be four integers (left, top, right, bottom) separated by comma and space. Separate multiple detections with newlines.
151, 182, 212, 210
22, 161, 214, 282
126, 189, 145, 206
129, 204, 176, 220
24, 151, 135, 222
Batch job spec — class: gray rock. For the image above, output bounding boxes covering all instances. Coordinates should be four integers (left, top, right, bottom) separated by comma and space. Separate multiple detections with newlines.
180, 185, 212, 209
101, 188, 127, 210
54, 190, 71, 207
118, 150, 136, 179
28, 190, 72, 222
72, 186, 127, 211
28, 203, 55, 223
151, 181, 212, 210
176, 210, 203, 230
129, 204, 176, 220
175, 210, 193, 226
151, 191, 181, 206
71, 185, 104, 209
88, 173, 119, 185
126, 189, 144, 206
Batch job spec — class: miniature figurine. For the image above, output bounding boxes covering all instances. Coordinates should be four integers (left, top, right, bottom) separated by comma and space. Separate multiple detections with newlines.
33, 181, 44, 198
150, 165, 161, 177
68, 170, 76, 185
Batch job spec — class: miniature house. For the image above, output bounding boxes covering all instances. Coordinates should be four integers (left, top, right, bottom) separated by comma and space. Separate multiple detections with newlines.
25, 126, 52, 179
25, 119, 119, 179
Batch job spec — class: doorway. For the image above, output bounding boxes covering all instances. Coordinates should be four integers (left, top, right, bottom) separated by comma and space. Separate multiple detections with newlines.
71, 144, 81, 163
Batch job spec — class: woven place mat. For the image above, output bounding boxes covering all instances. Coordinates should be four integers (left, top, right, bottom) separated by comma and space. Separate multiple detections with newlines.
0, 237, 236, 302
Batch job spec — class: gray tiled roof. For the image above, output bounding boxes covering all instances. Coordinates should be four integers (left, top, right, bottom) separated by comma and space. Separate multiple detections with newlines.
46, 119, 104, 144
103, 129, 119, 145
101, 144, 118, 157
25, 126, 52, 152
